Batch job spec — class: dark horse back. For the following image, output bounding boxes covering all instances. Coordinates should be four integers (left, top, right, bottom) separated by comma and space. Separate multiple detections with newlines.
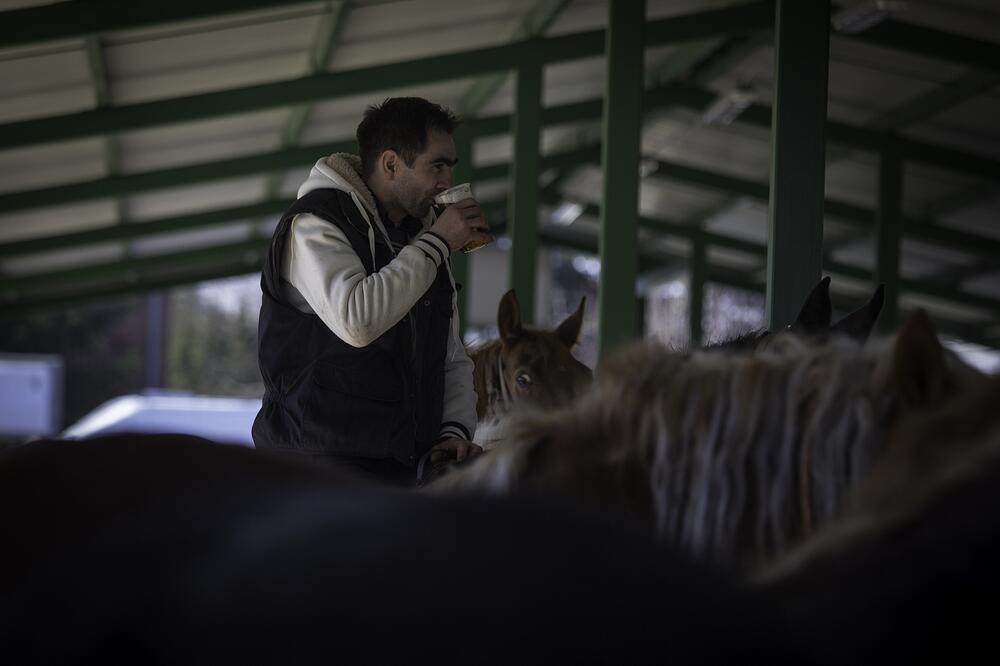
0, 434, 801, 665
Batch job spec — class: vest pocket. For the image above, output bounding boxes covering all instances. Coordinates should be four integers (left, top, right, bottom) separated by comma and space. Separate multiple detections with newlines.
303, 354, 405, 455
313, 357, 402, 402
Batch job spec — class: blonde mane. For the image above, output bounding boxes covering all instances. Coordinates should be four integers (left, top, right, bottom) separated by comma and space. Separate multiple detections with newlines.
437, 332, 903, 569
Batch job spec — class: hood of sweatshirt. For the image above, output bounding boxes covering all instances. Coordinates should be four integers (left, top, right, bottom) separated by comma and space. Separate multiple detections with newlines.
298, 153, 378, 219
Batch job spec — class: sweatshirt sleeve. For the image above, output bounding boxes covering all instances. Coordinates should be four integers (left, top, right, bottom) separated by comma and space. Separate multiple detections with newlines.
436, 294, 478, 443
283, 212, 452, 348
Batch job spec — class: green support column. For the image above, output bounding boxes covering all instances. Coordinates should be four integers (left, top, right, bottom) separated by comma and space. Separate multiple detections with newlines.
765, 0, 831, 329
508, 58, 543, 324
876, 137, 902, 333
598, 0, 644, 356
689, 237, 706, 346
451, 126, 473, 332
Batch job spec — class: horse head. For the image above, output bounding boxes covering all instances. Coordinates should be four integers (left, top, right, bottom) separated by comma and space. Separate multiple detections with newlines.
471, 289, 592, 422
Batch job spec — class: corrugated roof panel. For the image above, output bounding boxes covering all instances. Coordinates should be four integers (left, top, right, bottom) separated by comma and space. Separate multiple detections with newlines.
0, 137, 107, 195
639, 176, 729, 221
123, 177, 268, 222
643, 109, 771, 182
0, 46, 94, 122
899, 291, 993, 324
903, 162, 989, 218
108, 51, 309, 105
129, 221, 253, 257
964, 270, 1000, 299
703, 199, 769, 244
828, 36, 967, 83
1, 241, 124, 277
543, 56, 606, 108
0, 200, 118, 244
105, 3, 324, 43
547, 0, 605, 36
330, 0, 529, 71
117, 110, 287, 173
104, 12, 320, 104
893, 1, 1000, 44
303, 79, 475, 145
939, 192, 1000, 241
825, 155, 878, 210
707, 245, 764, 272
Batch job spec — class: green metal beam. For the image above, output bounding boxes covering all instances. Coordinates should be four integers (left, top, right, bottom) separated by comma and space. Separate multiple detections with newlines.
0, 0, 299, 50
0, 2, 775, 152
875, 140, 902, 332
84, 35, 128, 250
597, 0, 644, 356
508, 59, 543, 324
766, 0, 831, 330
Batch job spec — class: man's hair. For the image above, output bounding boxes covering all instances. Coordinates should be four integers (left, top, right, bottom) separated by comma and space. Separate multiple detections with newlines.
357, 97, 460, 177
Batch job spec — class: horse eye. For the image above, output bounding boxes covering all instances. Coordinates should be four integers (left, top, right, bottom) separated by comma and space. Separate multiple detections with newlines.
515, 373, 533, 387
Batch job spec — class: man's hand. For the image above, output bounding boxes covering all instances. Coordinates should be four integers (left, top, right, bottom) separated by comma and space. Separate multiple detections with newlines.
428, 437, 482, 465
429, 198, 493, 252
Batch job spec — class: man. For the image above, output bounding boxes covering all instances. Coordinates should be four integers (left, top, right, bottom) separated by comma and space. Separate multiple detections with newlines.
253, 97, 492, 486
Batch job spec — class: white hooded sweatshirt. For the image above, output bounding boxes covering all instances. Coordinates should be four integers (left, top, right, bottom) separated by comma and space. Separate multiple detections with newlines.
279, 153, 476, 444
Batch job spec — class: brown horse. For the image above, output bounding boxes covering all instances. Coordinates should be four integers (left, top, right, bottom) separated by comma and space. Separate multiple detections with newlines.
431, 310, 983, 572
466, 289, 592, 450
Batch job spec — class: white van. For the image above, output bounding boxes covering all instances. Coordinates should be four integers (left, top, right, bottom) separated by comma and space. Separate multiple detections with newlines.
62, 391, 259, 447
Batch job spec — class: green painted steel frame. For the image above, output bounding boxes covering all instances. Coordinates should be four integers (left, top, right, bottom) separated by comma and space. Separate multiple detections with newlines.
597, 0, 644, 356
765, 0, 831, 330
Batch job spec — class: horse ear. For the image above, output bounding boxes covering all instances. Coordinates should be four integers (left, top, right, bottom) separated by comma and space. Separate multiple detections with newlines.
792, 276, 832, 332
497, 289, 523, 342
890, 309, 951, 414
555, 297, 586, 348
832, 284, 885, 341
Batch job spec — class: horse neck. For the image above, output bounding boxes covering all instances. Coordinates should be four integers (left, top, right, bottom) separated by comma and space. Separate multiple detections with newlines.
469, 341, 513, 422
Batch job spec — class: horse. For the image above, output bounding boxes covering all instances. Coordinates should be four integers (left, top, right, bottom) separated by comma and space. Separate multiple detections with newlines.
706, 276, 885, 351
466, 289, 592, 451
429, 310, 983, 573
753, 370, 1000, 664
0, 433, 806, 664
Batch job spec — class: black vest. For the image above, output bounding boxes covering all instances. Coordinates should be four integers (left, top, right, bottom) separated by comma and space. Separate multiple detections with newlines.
252, 189, 454, 466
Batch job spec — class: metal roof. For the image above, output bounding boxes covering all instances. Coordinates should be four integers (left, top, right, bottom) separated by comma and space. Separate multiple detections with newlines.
0, 0, 998, 346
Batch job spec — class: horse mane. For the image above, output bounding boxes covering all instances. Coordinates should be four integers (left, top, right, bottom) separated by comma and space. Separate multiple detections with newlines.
703, 327, 770, 351
755, 372, 1000, 584
439, 332, 901, 569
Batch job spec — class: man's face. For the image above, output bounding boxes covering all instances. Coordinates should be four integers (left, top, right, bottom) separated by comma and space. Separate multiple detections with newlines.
392, 128, 457, 218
